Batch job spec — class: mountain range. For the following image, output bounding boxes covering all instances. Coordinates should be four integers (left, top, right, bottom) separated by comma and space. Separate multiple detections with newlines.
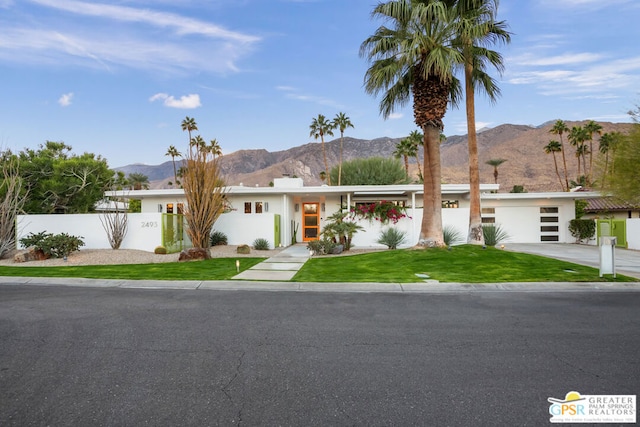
115, 120, 634, 193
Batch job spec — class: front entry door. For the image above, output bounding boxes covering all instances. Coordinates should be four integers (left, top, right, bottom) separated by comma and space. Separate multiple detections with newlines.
302, 203, 320, 241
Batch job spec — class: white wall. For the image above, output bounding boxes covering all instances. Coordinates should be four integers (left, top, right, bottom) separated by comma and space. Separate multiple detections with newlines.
627, 219, 640, 250
17, 213, 163, 252
214, 212, 279, 248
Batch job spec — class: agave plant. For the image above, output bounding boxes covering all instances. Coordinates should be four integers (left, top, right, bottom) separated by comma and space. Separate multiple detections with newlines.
482, 224, 509, 246
443, 226, 464, 246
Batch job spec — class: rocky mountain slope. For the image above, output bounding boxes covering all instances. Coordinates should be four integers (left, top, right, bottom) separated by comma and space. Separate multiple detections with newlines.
115, 121, 633, 192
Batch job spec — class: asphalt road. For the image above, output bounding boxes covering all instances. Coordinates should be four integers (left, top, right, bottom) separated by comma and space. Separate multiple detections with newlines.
1, 286, 638, 426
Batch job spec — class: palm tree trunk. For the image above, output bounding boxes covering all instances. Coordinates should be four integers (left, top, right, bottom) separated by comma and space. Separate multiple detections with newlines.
559, 136, 570, 191
321, 136, 330, 186
404, 155, 409, 175
552, 153, 563, 190
417, 125, 444, 247
465, 60, 483, 245
338, 133, 344, 186
172, 157, 177, 186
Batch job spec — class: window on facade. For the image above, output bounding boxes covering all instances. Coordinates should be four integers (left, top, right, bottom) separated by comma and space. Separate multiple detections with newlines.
442, 200, 459, 209
481, 217, 496, 224
541, 226, 559, 232
482, 207, 496, 214
166, 203, 174, 214
540, 207, 559, 213
541, 235, 559, 242
255, 202, 263, 214
177, 203, 184, 214
244, 202, 252, 214
541, 216, 559, 223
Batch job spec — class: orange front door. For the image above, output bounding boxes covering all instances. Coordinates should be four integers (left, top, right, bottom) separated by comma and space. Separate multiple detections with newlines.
302, 203, 320, 241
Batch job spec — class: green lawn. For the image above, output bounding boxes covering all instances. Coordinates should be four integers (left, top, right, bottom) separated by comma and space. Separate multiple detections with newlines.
0, 246, 635, 283
0, 258, 266, 281
293, 245, 636, 283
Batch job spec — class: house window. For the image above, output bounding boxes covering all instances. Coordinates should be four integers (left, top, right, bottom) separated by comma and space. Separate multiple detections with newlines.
167, 203, 174, 214
541, 235, 559, 242
540, 206, 560, 242
177, 203, 184, 214
541, 226, 559, 232
541, 216, 559, 223
482, 217, 496, 224
255, 202, 263, 214
244, 202, 252, 214
442, 200, 459, 209
482, 208, 495, 214
540, 207, 559, 213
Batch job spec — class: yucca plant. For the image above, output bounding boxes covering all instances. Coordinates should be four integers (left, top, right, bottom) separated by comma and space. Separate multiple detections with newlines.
252, 238, 270, 250
482, 224, 509, 246
443, 225, 464, 246
210, 230, 228, 246
376, 227, 407, 249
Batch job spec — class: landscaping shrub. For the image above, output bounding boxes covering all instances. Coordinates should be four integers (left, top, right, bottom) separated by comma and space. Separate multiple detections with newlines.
569, 219, 596, 243
154, 246, 167, 254
482, 224, 509, 246
443, 225, 464, 246
376, 227, 407, 249
307, 237, 337, 255
19, 231, 85, 258
210, 230, 228, 246
253, 238, 270, 250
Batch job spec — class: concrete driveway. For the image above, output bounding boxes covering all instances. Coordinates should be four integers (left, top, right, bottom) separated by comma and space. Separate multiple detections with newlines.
505, 243, 640, 279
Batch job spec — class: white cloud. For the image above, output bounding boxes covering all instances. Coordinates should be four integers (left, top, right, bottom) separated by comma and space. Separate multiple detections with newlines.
149, 93, 201, 109
58, 92, 73, 106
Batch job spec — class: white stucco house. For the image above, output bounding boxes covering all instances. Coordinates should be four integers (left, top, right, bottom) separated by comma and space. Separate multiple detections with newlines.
95, 177, 598, 251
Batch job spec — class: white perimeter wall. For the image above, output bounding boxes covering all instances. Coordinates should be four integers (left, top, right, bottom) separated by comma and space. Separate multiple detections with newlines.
17, 214, 163, 252
627, 219, 640, 250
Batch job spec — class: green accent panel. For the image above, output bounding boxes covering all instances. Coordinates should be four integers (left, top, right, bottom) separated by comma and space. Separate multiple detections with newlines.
274, 214, 281, 248
597, 219, 627, 248
161, 214, 191, 253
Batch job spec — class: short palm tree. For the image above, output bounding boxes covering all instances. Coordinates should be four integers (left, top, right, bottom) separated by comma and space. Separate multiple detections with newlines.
361, 0, 463, 247
598, 131, 622, 188
550, 120, 570, 191
544, 140, 564, 191
165, 145, 182, 187
584, 120, 602, 180
209, 139, 223, 159
309, 114, 335, 185
393, 137, 415, 176
181, 116, 198, 147
485, 158, 507, 185
331, 112, 354, 186
568, 126, 588, 180
407, 130, 424, 181
128, 172, 149, 191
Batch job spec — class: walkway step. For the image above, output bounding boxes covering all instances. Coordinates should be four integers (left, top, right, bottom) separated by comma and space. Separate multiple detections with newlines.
231, 244, 310, 281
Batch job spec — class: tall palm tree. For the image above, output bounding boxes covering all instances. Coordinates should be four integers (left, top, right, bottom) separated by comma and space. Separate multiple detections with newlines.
209, 139, 223, 159
454, 0, 511, 245
181, 116, 198, 155
165, 145, 182, 187
549, 120, 570, 191
485, 158, 506, 185
584, 120, 602, 181
309, 114, 335, 185
393, 137, 415, 176
598, 131, 623, 188
568, 125, 588, 180
544, 140, 564, 191
331, 112, 354, 186
361, 0, 463, 247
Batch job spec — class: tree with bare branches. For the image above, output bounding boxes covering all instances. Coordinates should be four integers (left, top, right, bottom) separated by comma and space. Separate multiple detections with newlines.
0, 150, 27, 258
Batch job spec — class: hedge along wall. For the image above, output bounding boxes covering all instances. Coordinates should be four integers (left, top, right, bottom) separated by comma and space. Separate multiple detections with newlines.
16, 213, 163, 252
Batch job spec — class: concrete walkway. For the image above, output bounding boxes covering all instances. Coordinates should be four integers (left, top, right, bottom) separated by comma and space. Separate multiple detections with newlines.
232, 244, 310, 281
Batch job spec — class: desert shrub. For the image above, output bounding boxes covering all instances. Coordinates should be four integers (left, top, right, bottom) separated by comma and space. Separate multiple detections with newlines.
568, 219, 596, 243
253, 238, 270, 250
307, 237, 337, 255
154, 245, 167, 254
482, 224, 509, 246
20, 231, 85, 258
210, 230, 228, 246
443, 225, 464, 246
376, 227, 407, 249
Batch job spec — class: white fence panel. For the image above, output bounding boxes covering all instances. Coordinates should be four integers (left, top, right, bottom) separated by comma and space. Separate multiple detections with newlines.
214, 213, 277, 248
627, 219, 640, 250
17, 213, 163, 252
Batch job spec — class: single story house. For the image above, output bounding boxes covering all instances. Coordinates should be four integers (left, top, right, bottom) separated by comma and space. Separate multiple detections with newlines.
102, 177, 600, 250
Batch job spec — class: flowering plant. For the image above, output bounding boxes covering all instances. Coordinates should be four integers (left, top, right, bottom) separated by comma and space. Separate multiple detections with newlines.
350, 201, 409, 225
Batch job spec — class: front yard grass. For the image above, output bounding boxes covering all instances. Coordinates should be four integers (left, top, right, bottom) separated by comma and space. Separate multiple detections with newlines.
0, 258, 266, 281
293, 245, 636, 283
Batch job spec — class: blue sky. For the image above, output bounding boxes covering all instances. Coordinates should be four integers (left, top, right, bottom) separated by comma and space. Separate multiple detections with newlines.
1, 0, 638, 168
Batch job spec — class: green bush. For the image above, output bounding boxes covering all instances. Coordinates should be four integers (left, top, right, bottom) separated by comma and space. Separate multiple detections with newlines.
19, 231, 85, 258
210, 230, 228, 246
307, 237, 337, 255
376, 227, 407, 249
253, 238, 270, 250
443, 225, 464, 246
154, 246, 167, 254
482, 224, 509, 246
569, 219, 596, 243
